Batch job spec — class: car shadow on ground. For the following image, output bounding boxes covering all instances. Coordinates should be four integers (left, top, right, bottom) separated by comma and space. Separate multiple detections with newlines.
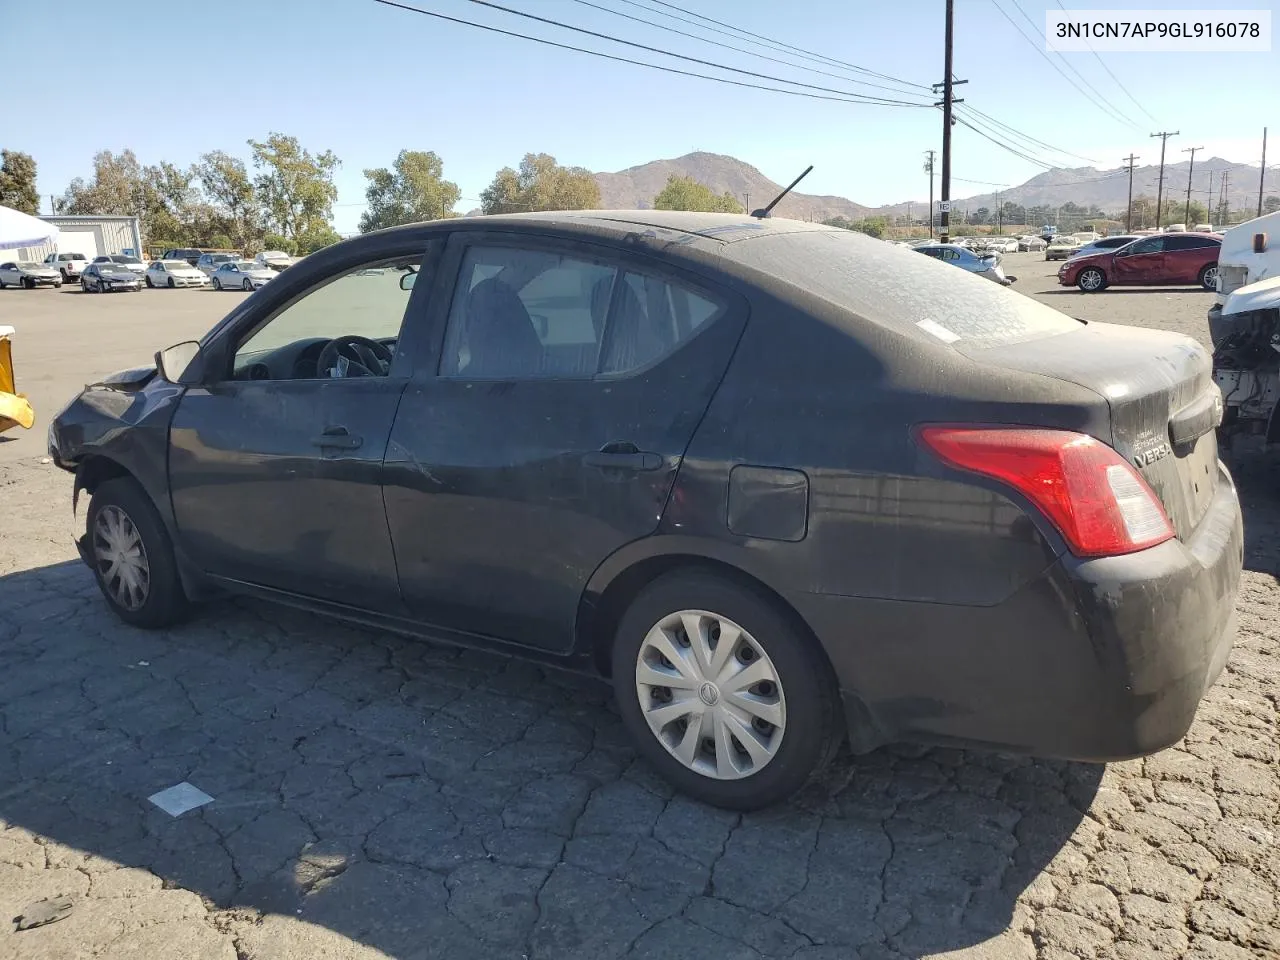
0, 559, 1101, 958
1227, 449, 1280, 578
1036, 287, 1210, 296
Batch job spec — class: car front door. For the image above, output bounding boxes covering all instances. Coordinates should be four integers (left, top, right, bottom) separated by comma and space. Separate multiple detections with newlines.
167, 239, 437, 607
0, 263, 14, 285
382, 233, 748, 652
1110, 235, 1166, 285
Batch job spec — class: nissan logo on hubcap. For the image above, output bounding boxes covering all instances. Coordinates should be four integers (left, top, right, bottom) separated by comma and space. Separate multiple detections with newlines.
698, 682, 720, 706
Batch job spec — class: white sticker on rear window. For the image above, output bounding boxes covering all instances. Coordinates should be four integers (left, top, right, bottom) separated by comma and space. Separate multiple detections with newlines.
916, 318, 960, 343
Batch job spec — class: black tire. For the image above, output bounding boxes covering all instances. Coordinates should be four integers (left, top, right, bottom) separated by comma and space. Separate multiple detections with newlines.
60, 268, 69, 282
146, 276, 154, 288
212, 277, 221, 290
1077, 267, 1107, 292
86, 477, 188, 629
611, 571, 842, 810
167, 277, 176, 289
81, 279, 89, 293
22, 277, 34, 290
242, 278, 253, 291
1199, 263, 1218, 292
54, 281, 62, 288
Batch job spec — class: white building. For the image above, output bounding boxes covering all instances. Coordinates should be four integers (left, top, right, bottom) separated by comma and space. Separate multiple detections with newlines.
6, 215, 143, 263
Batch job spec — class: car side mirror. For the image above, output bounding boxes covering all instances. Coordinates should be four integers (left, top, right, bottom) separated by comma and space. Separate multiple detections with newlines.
156, 341, 205, 385
399, 271, 417, 291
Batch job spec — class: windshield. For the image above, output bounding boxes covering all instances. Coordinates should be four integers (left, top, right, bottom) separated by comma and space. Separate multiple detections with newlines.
727, 229, 1079, 347
230, 261, 257, 270
112, 255, 142, 264
16, 262, 40, 269
161, 260, 189, 268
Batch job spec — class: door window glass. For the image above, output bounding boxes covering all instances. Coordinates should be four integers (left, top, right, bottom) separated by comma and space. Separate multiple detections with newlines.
233, 256, 422, 380
440, 245, 723, 380
1124, 237, 1165, 255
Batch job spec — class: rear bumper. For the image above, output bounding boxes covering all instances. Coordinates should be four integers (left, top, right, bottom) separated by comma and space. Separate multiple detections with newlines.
797, 463, 1243, 760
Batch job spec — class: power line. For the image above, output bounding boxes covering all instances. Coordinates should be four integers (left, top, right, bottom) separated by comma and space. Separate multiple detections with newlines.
989, 0, 1137, 130
954, 115, 1057, 168
1053, 0, 1157, 123
371, 1, 931, 107
456, 0, 929, 105
955, 108, 1082, 168
959, 105, 1098, 164
1009, 0, 1137, 128
567, 0, 932, 99
626, 0, 932, 91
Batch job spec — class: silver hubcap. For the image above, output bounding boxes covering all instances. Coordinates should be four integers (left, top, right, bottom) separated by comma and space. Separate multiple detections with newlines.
1203, 266, 1218, 288
1081, 270, 1102, 290
635, 609, 786, 780
93, 505, 150, 611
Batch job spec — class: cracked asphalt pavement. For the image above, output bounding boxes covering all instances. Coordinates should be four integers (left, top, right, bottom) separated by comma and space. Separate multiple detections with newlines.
1, 257, 1278, 958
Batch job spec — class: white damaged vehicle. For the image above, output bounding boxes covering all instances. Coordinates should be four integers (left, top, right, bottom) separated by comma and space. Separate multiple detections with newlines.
1211, 271, 1280, 446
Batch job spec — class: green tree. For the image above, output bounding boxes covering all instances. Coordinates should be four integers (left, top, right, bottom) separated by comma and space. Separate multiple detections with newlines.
296, 225, 341, 254
359, 150, 460, 232
651, 174, 743, 213
59, 149, 145, 216
195, 151, 262, 253
480, 153, 599, 214
248, 133, 340, 246
0, 150, 39, 214
262, 233, 297, 256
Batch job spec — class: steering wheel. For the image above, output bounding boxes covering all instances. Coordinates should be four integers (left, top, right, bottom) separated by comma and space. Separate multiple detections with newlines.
316, 336, 394, 378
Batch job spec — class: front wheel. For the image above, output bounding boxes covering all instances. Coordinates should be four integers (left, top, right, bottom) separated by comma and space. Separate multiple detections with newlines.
1077, 267, 1107, 292
22, 278, 34, 290
81, 279, 89, 293
611, 572, 841, 810
242, 278, 253, 291
60, 269, 70, 282
86, 477, 188, 628
167, 277, 176, 289
212, 277, 222, 290
1199, 263, 1219, 292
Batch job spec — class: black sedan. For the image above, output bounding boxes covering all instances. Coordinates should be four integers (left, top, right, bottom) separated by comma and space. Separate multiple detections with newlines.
48, 211, 1243, 809
81, 262, 142, 293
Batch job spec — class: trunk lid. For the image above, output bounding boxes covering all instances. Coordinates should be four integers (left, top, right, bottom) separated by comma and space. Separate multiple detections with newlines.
965, 321, 1221, 539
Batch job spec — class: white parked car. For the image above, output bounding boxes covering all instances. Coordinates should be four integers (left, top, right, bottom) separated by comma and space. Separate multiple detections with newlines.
196, 252, 238, 276
986, 236, 1020, 253
146, 260, 208, 288
92, 254, 146, 277
0, 260, 63, 289
255, 250, 293, 271
42, 251, 88, 281
211, 260, 275, 291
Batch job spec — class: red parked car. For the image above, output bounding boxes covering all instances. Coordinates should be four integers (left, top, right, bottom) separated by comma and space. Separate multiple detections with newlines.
1058, 233, 1222, 292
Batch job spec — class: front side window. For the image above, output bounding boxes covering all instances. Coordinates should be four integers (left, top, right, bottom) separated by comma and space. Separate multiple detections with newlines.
439, 245, 722, 380
1125, 237, 1166, 255
233, 256, 422, 380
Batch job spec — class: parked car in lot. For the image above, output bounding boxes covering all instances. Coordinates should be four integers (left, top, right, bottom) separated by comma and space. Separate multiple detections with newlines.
1018, 235, 1047, 252
255, 250, 293, 271
1058, 232, 1222, 292
0, 261, 62, 289
210, 260, 275, 291
914, 242, 1015, 284
92, 254, 146, 277
196, 253, 238, 276
146, 260, 208, 288
161, 248, 203, 267
1045, 237, 1083, 261
1072, 235, 1139, 260
80, 262, 142, 293
983, 236, 1020, 254
48, 212, 1241, 809
43, 251, 88, 281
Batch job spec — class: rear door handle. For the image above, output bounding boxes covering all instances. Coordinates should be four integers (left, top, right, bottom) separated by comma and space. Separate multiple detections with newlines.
583, 448, 663, 471
311, 427, 362, 450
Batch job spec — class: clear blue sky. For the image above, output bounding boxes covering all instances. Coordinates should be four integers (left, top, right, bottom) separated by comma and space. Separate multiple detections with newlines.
2, 0, 1275, 232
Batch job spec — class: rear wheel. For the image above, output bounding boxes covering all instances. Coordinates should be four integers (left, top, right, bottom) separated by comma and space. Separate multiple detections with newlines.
86, 477, 188, 628
212, 277, 221, 290
611, 571, 841, 810
60, 268, 69, 282
146, 276, 154, 288
1077, 267, 1107, 292
1199, 263, 1219, 292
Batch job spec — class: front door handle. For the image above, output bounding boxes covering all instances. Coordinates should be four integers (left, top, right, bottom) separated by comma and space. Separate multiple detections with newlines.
583, 442, 662, 471
311, 427, 362, 450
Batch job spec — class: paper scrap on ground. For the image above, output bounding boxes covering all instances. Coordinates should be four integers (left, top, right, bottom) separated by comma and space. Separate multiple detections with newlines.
148, 782, 215, 817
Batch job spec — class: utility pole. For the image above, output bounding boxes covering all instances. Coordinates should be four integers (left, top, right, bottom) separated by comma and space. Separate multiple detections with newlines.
1220, 170, 1231, 225
1259, 127, 1269, 218
743, 192, 750, 214
1182, 146, 1202, 226
923, 150, 936, 238
933, 0, 965, 243
1150, 131, 1179, 229
1122, 154, 1139, 232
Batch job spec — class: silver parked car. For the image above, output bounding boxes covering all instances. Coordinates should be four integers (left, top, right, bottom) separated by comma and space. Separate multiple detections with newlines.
196, 252, 238, 276
210, 260, 275, 291
913, 243, 1016, 285
1018, 236, 1048, 252
0, 260, 63, 289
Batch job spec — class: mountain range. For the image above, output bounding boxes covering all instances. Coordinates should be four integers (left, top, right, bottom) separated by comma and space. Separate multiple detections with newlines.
591, 151, 1273, 222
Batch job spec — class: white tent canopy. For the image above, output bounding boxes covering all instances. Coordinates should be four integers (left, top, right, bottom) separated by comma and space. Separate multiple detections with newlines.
0, 205, 58, 251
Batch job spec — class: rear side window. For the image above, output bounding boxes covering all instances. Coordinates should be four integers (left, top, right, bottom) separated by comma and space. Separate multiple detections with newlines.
1165, 235, 1219, 250
727, 229, 1079, 347
440, 245, 723, 379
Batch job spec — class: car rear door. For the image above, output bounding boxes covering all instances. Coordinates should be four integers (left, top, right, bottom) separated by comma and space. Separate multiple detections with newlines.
1111, 235, 1166, 285
382, 231, 748, 652
1163, 234, 1219, 283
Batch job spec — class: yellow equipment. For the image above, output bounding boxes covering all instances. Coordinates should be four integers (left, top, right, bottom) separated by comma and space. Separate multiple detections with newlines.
0, 325, 35, 435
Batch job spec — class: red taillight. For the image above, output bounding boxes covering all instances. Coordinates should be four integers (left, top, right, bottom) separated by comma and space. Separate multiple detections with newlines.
916, 426, 1174, 558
